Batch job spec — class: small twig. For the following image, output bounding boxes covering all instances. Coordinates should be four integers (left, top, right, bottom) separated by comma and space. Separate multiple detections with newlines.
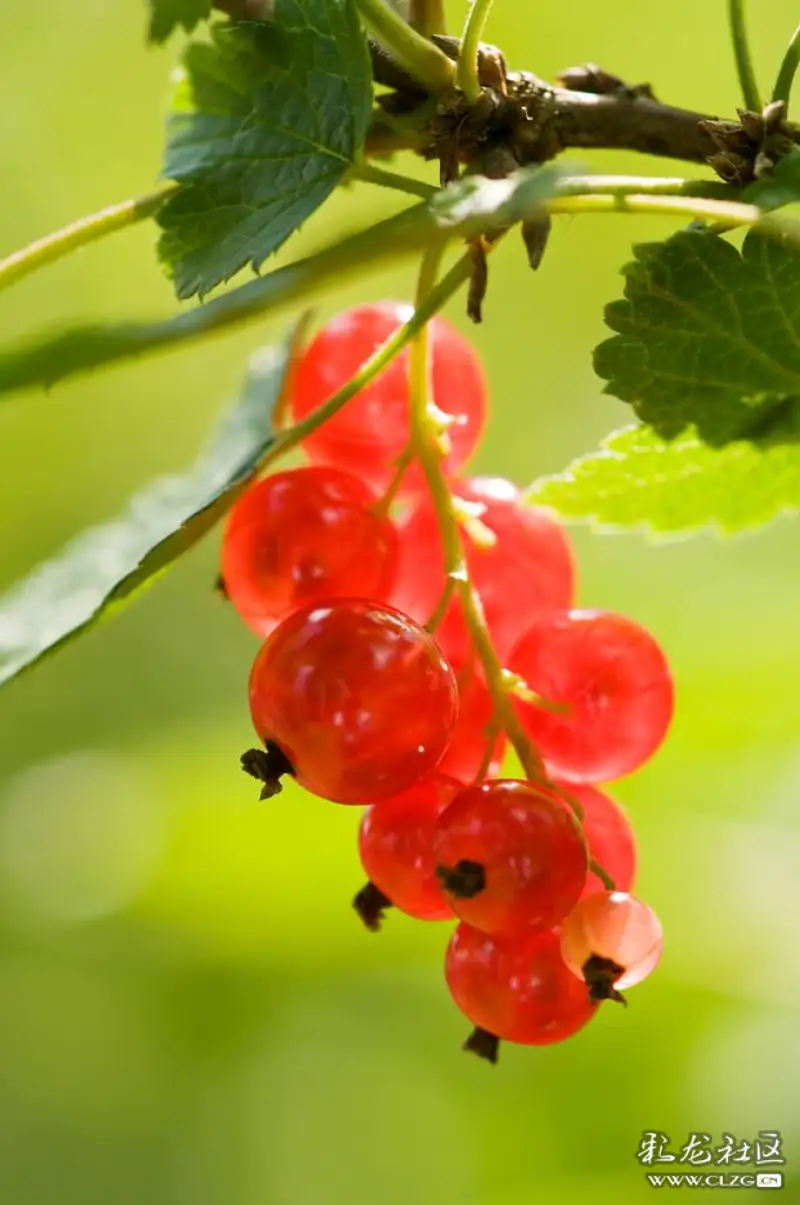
727, 0, 763, 113
773, 23, 800, 111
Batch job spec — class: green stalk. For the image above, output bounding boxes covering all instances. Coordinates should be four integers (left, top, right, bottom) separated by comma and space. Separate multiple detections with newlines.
352, 162, 437, 199
0, 186, 174, 294
727, 0, 763, 112
356, 0, 454, 92
457, 0, 494, 102
772, 23, 800, 110
409, 0, 446, 37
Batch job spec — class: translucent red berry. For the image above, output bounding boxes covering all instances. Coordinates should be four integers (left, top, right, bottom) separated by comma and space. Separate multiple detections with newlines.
446, 923, 598, 1061
245, 600, 458, 804
391, 477, 575, 662
221, 466, 398, 636
558, 782, 637, 898
290, 303, 487, 494
508, 609, 674, 782
354, 775, 460, 929
433, 779, 588, 934
436, 660, 506, 784
560, 891, 663, 1004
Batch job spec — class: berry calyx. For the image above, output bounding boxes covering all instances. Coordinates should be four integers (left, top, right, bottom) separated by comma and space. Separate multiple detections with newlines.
507, 609, 674, 782
354, 774, 460, 928
391, 476, 575, 663
445, 923, 598, 1061
560, 891, 663, 1005
558, 782, 637, 897
220, 466, 398, 636
433, 779, 588, 934
246, 599, 458, 804
290, 303, 487, 494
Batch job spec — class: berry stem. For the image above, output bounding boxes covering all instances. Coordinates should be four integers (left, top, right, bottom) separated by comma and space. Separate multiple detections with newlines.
588, 859, 616, 891
457, 0, 495, 103
255, 249, 473, 479
374, 445, 414, 518
356, 0, 455, 93
0, 185, 176, 294
407, 245, 548, 786
424, 576, 457, 633
472, 721, 501, 784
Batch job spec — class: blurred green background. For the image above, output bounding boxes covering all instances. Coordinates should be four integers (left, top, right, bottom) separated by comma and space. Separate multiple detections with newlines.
1, 3, 799, 1203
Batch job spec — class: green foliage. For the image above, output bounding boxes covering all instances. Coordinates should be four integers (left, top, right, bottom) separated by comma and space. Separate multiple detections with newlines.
148, 0, 211, 43
528, 424, 800, 535
0, 330, 297, 689
0, 165, 560, 397
744, 149, 800, 210
157, 3, 372, 298
595, 228, 800, 447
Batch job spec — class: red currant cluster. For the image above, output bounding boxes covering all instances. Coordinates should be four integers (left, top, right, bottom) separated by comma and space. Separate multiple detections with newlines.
221, 302, 671, 1064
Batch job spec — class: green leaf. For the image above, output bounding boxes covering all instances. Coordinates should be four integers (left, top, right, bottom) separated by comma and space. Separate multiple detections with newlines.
148, 0, 212, 43
0, 326, 299, 690
0, 164, 561, 397
158, 3, 372, 298
527, 424, 800, 536
744, 150, 800, 211
595, 227, 800, 447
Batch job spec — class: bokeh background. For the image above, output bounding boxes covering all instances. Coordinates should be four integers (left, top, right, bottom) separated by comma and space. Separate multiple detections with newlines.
1, 2, 799, 1202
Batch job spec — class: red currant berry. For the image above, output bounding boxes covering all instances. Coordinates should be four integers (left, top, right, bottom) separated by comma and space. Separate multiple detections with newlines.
508, 609, 674, 782
391, 477, 575, 662
433, 779, 588, 934
436, 661, 506, 784
221, 466, 398, 636
354, 774, 460, 929
557, 782, 636, 898
446, 923, 598, 1061
290, 303, 487, 494
244, 600, 458, 804
560, 891, 663, 1005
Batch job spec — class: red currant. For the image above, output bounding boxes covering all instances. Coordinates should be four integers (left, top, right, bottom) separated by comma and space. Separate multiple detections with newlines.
508, 609, 674, 782
244, 599, 458, 804
391, 477, 575, 663
446, 923, 598, 1062
354, 774, 460, 929
558, 782, 637, 898
560, 891, 663, 1004
290, 303, 487, 494
435, 660, 506, 784
221, 466, 398, 636
433, 779, 588, 934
